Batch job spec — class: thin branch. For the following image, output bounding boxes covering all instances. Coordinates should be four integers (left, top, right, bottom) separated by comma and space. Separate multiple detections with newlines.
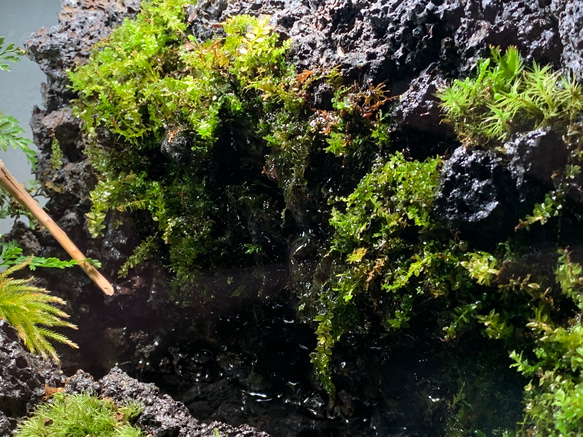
0, 160, 114, 295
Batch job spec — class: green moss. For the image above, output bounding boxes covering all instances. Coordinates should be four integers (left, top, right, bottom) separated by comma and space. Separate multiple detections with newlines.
69, 1, 390, 297
15, 392, 143, 437
437, 46, 583, 146
69, 6, 296, 287
436, 46, 583, 435
67, 3, 583, 432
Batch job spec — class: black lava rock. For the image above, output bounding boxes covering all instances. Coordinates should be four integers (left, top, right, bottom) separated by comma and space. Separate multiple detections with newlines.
0, 320, 63, 433
434, 147, 522, 247
505, 128, 568, 203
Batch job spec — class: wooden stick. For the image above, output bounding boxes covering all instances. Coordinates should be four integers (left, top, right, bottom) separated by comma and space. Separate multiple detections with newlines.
0, 160, 114, 295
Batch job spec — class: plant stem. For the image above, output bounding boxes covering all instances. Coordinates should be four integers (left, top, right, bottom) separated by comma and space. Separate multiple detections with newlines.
0, 159, 114, 295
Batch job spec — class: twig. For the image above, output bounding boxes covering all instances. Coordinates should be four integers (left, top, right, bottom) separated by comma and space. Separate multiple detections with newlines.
0, 160, 114, 295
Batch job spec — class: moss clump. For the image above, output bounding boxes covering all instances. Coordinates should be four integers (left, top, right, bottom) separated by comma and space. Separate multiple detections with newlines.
15, 392, 143, 437
69, 6, 296, 287
437, 46, 583, 146
68, 2, 583, 432
68, 0, 390, 296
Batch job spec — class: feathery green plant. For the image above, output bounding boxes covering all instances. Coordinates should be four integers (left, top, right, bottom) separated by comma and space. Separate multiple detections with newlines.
15, 392, 143, 437
0, 257, 78, 361
507, 250, 583, 436
0, 35, 79, 361
438, 46, 583, 147
1, 239, 79, 270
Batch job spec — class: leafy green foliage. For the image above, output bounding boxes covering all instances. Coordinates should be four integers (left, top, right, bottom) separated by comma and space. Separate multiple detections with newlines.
15, 392, 143, 437
0, 257, 78, 361
0, 113, 37, 167
504, 250, 583, 436
1, 239, 80, 270
69, 1, 391, 292
309, 153, 472, 395
438, 47, 583, 434
0, 36, 23, 70
438, 46, 583, 146
69, 4, 297, 285
0, 36, 37, 167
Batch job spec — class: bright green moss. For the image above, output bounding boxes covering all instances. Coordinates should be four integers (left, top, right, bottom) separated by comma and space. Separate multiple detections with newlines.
15, 392, 143, 437
67, 3, 583, 433
69, 0, 390, 294
437, 46, 583, 146
308, 153, 477, 396
69, 4, 297, 287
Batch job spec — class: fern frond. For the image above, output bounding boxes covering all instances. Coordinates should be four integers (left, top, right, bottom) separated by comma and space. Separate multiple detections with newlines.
0, 257, 78, 361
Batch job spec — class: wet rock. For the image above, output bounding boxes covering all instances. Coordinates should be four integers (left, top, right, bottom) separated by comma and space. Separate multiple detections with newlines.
505, 128, 568, 202
392, 63, 451, 138
160, 128, 195, 163
435, 130, 568, 247
218, 0, 561, 85
434, 147, 522, 246
0, 321, 269, 436
0, 320, 63, 431
552, 0, 583, 77
68, 367, 271, 437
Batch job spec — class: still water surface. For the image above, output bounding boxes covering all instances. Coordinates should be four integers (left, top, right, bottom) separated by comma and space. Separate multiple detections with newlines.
0, 0, 60, 233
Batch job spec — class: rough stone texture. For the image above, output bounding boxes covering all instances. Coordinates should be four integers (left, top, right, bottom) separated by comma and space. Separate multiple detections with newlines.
435, 129, 570, 245
0, 321, 269, 436
0, 320, 63, 433
552, 0, 583, 78
505, 128, 568, 199
63, 368, 271, 437
217, 0, 561, 84
392, 63, 450, 138
9, 0, 583, 435
20, 0, 574, 293
434, 147, 523, 246
26, 0, 141, 108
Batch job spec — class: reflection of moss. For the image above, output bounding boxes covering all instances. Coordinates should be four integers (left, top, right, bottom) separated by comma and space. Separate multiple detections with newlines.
15, 392, 143, 437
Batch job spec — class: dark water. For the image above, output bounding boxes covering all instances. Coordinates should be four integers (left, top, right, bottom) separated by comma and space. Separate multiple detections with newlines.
0, 0, 60, 233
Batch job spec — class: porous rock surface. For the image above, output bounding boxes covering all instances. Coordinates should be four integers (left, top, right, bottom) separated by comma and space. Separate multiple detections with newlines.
0, 319, 269, 436
0, 320, 63, 434
66, 367, 270, 437
8, 0, 583, 435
